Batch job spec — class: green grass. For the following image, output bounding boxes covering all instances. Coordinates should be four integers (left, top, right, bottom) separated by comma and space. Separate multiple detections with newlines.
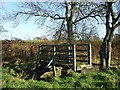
1, 66, 120, 88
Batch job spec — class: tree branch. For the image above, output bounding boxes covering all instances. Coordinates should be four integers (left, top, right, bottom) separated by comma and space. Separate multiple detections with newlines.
114, 22, 120, 29
113, 13, 120, 24
65, 0, 69, 21
15, 11, 65, 20
50, 14, 65, 20
73, 11, 93, 24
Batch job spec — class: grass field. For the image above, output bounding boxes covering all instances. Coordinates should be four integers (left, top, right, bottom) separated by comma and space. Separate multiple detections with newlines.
1, 66, 120, 88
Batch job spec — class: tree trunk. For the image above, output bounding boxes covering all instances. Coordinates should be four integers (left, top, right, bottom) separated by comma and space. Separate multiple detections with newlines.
100, 28, 114, 70
65, 1, 76, 44
106, 41, 112, 67
106, 29, 114, 67
67, 20, 74, 43
99, 39, 107, 69
100, 2, 113, 70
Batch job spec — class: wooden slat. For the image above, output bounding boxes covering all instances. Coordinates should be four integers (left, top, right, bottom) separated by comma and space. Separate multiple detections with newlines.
55, 54, 72, 57
76, 49, 88, 52
76, 55, 88, 57
88, 44, 92, 65
92, 63, 100, 66
77, 44, 89, 46
55, 50, 72, 52
55, 57, 72, 60
55, 44, 72, 47
77, 60, 89, 62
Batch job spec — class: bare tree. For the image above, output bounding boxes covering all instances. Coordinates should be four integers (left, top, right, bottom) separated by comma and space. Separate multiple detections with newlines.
99, 2, 120, 69
76, 21, 99, 41
8, 1, 102, 43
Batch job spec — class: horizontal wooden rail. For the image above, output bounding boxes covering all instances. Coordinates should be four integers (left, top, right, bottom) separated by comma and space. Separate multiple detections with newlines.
76, 55, 88, 57
77, 44, 89, 46
76, 49, 88, 52
55, 55, 72, 58
55, 50, 72, 52
77, 60, 89, 62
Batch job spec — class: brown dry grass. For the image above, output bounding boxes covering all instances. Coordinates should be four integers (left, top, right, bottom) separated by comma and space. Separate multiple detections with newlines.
2, 39, 120, 66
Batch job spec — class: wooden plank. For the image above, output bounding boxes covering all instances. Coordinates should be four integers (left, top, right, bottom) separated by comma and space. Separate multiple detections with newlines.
76, 55, 88, 57
55, 54, 72, 56
76, 50, 88, 52
77, 60, 89, 62
55, 50, 72, 52
88, 44, 92, 65
67, 45, 73, 62
55, 54, 72, 58
92, 63, 100, 66
55, 58, 72, 62
52, 45, 56, 76
55, 57, 72, 60
72, 44, 77, 71
77, 44, 89, 46
55, 44, 72, 47
46, 59, 53, 67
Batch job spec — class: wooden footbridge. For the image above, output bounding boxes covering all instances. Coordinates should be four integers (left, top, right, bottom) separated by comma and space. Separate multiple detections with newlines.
38, 44, 92, 76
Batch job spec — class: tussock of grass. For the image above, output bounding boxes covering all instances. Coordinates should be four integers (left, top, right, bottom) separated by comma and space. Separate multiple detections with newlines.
2, 67, 120, 88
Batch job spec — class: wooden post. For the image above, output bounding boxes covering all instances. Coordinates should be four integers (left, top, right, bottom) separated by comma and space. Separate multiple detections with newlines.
52, 45, 56, 76
68, 45, 71, 62
88, 44, 92, 66
72, 44, 77, 71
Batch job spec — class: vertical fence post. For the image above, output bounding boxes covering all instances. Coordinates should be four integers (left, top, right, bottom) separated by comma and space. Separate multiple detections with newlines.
68, 45, 71, 62
52, 45, 56, 76
72, 44, 77, 71
88, 44, 92, 66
